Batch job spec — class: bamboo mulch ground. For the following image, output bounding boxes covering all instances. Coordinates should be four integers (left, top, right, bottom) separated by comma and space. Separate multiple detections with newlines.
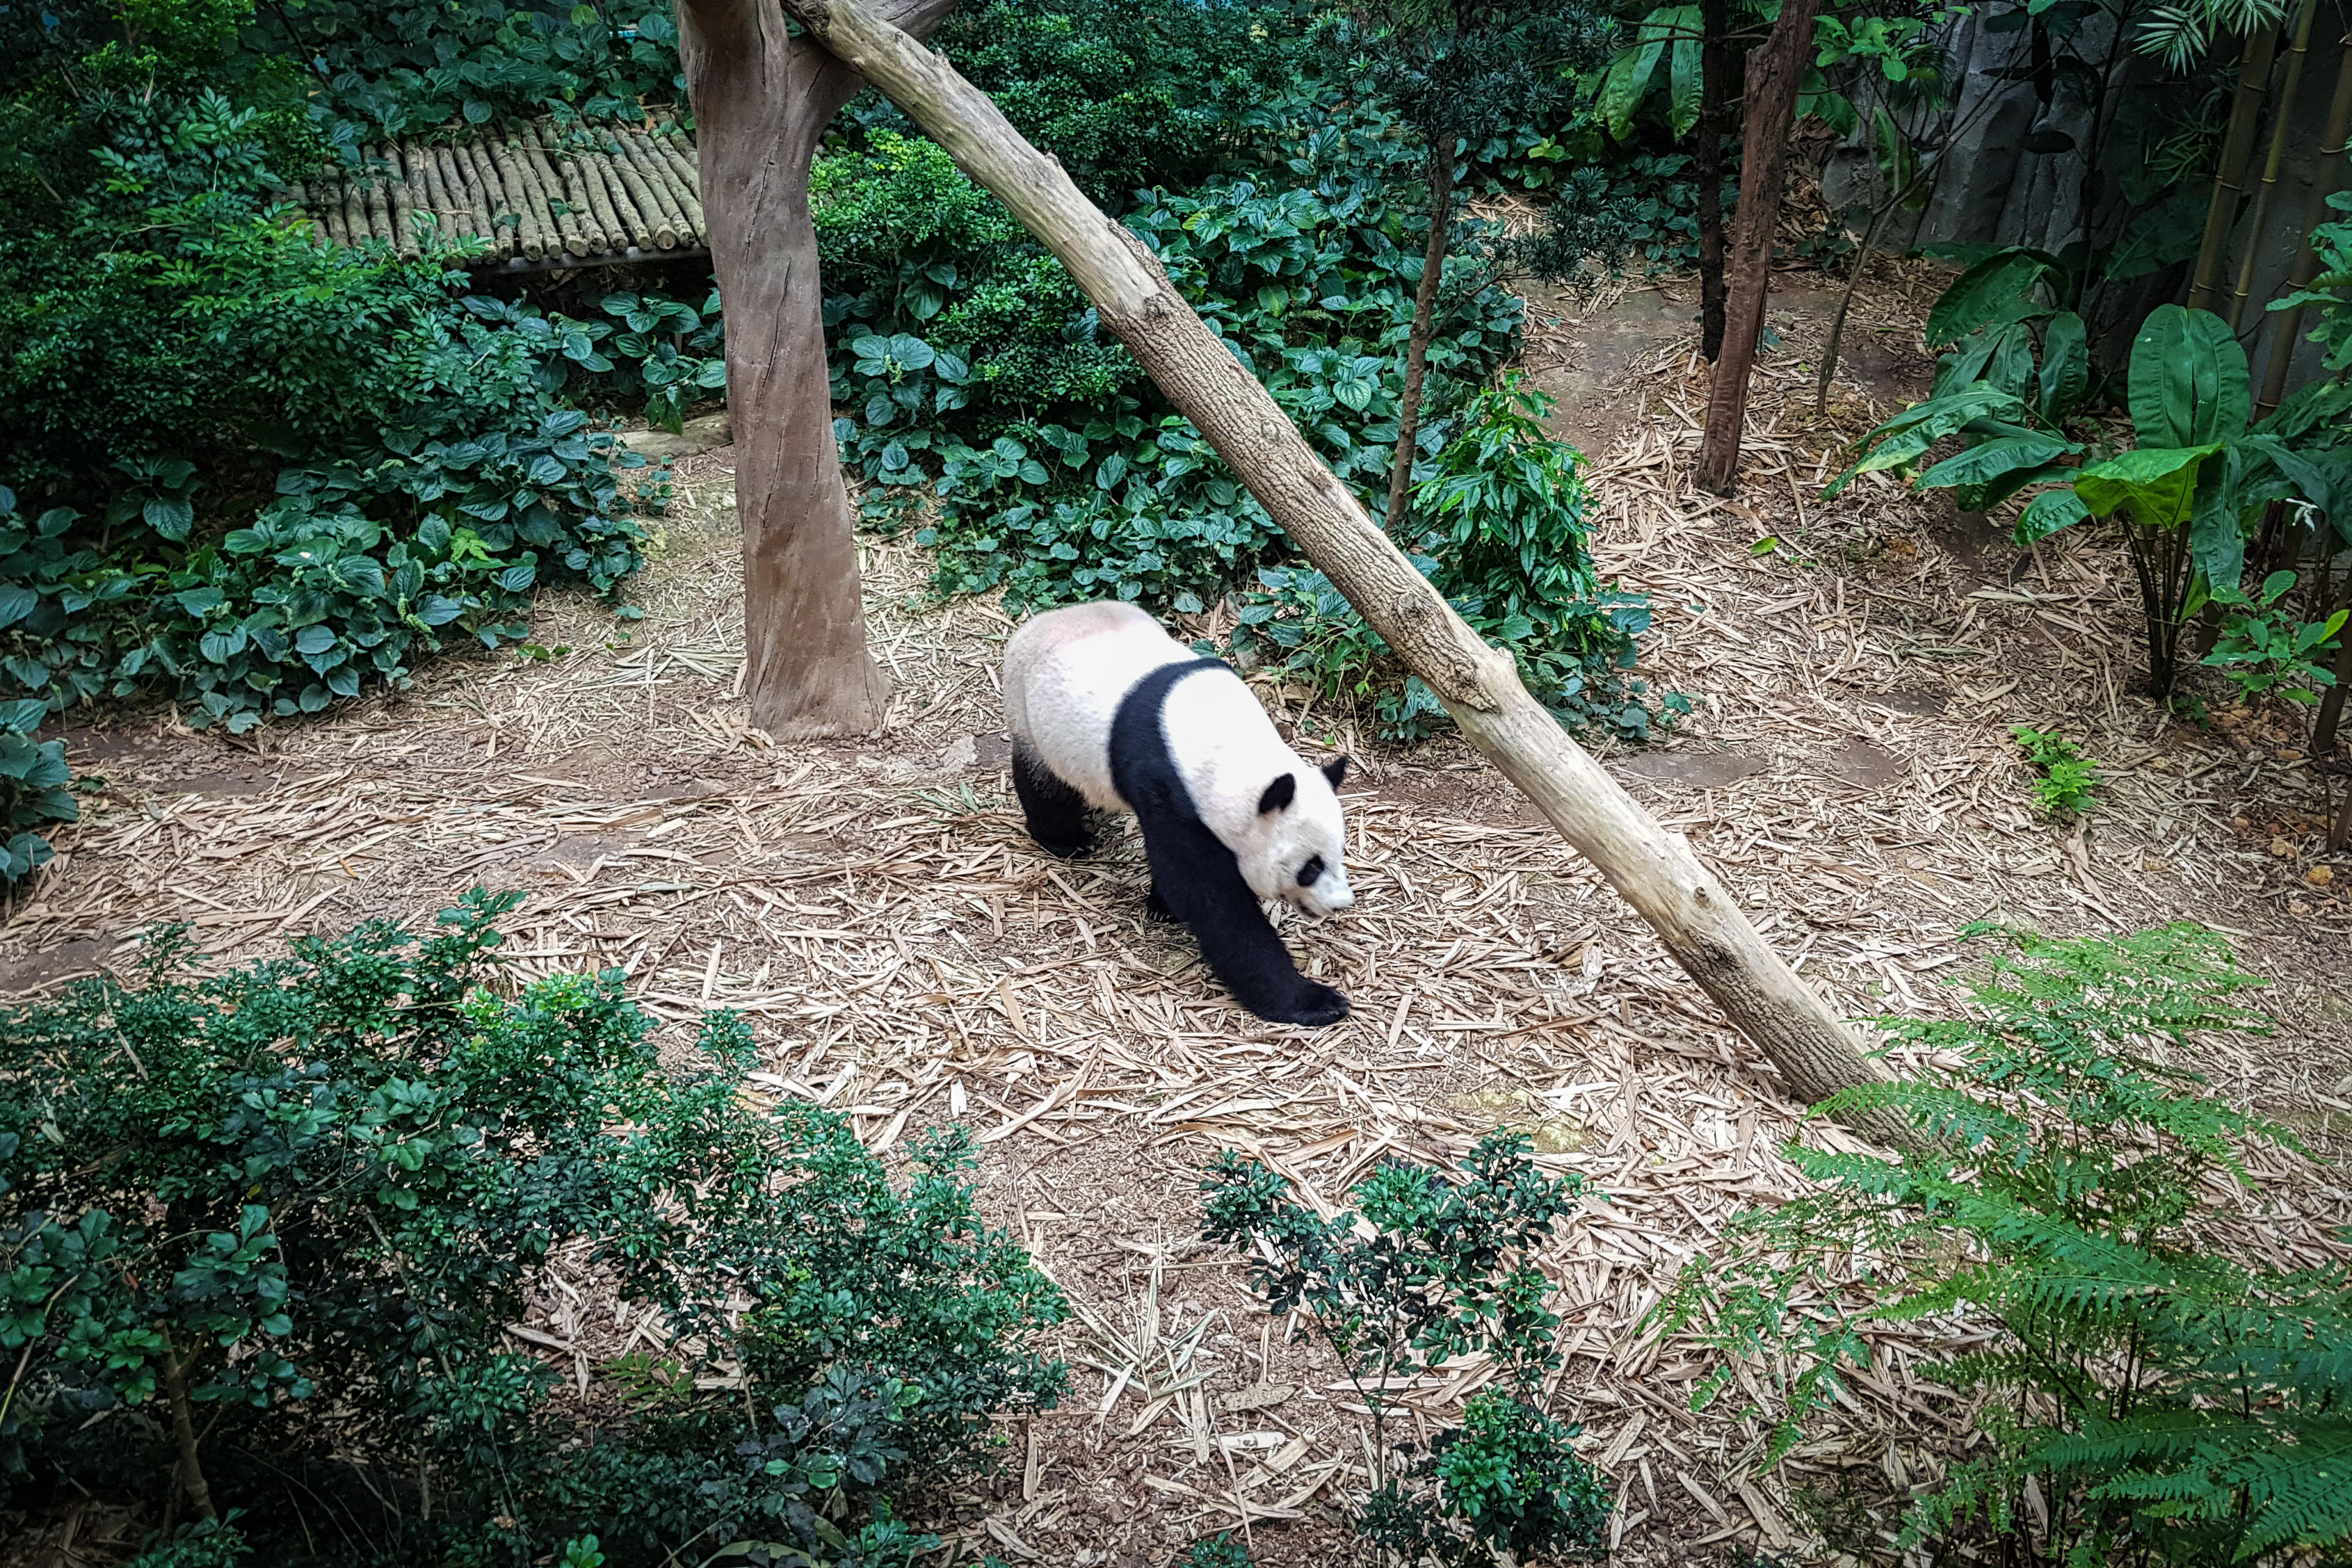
7, 259, 2350, 1568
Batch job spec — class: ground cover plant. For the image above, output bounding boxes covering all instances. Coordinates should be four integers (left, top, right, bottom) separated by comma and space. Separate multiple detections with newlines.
0, 891, 1066, 1564
1202, 1129, 1613, 1567
1657, 922, 2352, 1568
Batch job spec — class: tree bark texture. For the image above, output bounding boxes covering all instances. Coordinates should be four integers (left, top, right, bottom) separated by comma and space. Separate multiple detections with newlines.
1695, 0, 1819, 496
1384, 153, 1458, 535
781, 0, 1906, 1143
676, 0, 960, 737
163, 1355, 218, 1521
1694, 0, 1732, 362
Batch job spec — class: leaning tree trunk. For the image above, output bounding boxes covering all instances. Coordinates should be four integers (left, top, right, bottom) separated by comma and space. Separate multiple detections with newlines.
676, 0, 960, 737
1693, 0, 1732, 362
1694, 0, 1819, 495
781, 0, 1906, 1145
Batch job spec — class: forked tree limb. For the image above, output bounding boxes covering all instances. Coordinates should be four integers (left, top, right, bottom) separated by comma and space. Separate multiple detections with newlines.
780, 0, 1907, 1143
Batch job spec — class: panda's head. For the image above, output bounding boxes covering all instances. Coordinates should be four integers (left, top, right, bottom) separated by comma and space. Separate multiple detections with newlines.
1236, 756, 1354, 918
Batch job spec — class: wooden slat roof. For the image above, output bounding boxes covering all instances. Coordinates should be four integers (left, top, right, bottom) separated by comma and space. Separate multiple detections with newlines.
280, 115, 705, 270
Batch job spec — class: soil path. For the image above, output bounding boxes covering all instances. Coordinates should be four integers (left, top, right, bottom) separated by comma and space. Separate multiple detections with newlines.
6, 261, 2349, 1568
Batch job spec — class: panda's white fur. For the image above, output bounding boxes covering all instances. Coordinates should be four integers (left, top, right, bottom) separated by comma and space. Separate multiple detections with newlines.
1004, 601, 1353, 916
1004, 601, 1355, 1026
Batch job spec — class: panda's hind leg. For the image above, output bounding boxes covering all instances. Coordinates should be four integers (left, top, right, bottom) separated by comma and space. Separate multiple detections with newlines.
1013, 738, 1093, 857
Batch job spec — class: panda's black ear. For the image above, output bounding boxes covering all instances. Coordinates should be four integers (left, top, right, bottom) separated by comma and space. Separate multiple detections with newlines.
1321, 756, 1351, 789
1257, 773, 1297, 814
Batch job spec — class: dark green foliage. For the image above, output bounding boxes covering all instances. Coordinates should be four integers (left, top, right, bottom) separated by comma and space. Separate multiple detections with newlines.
1184, 1533, 1255, 1568
1, 891, 1065, 1563
1656, 922, 2350, 1568
0, 698, 76, 884
0, 87, 652, 731
928, 0, 1312, 208
1202, 1130, 1611, 1567
1232, 380, 1691, 743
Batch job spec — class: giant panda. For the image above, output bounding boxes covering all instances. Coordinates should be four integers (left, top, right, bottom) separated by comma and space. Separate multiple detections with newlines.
1002, 601, 1355, 1027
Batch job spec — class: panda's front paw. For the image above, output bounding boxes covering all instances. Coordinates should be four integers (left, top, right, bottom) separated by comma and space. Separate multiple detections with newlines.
1144, 886, 1175, 923
1257, 980, 1348, 1028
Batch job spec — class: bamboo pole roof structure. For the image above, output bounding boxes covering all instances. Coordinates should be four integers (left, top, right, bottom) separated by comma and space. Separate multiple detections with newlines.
276, 114, 708, 272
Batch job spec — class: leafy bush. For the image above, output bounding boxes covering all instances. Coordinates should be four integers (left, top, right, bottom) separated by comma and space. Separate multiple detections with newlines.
1657, 922, 2351, 1568
2201, 569, 2348, 706
0, 92, 650, 731
1232, 379, 1690, 743
0, 697, 76, 884
1201, 1130, 1611, 1568
926, 0, 1312, 208
1, 890, 1065, 1563
2011, 725, 2100, 817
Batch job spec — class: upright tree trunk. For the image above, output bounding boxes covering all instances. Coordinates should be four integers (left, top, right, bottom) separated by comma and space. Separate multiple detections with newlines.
675, 0, 960, 737
1694, 0, 1732, 362
782, 0, 1908, 1147
1694, 0, 1818, 496
1385, 152, 1458, 534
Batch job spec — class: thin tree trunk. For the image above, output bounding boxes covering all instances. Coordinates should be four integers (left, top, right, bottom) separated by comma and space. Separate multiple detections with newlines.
1695, 0, 1819, 495
2225, 0, 2316, 332
2187, 22, 2283, 314
2313, 562, 2352, 754
1695, 0, 1732, 361
163, 1354, 217, 1521
675, 0, 960, 738
782, 0, 1908, 1145
2257, 31, 2352, 416
1385, 154, 1458, 534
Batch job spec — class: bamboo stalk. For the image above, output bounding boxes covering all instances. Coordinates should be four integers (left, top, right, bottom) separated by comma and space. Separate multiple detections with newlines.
586, 144, 648, 250
527, 127, 602, 254
597, 141, 668, 248
618, 130, 690, 245
2225, 0, 2317, 331
490, 138, 556, 260
430, 145, 475, 243
2258, 29, 2352, 414
339, 171, 371, 250
2188, 22, 2285, 314
385, 145, 422, 261
360, 147, 396, 245
780, 0, 1910, 1144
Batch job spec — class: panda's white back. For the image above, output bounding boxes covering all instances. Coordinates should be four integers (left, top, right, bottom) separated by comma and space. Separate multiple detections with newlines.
1004, 602, 1195, 811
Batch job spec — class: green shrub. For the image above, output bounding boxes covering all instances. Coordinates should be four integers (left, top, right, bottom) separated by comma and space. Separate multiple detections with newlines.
0, 890, 1065, 1562
1232, 380, 1691, 743
2011, 724, 2100, 817
0, 92, 650, 731
0, 698, 76, 884
1201, 1130, 1611, 1568
1656, 922, 2351, 1568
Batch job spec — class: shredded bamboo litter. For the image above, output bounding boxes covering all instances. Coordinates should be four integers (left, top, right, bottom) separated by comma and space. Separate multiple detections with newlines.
279, 113, 704, 267
7, 262, 2349, 1566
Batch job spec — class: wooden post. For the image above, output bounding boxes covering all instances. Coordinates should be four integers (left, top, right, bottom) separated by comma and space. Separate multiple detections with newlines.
780, 0, 1906, 1142
1695, 0, 1820, 496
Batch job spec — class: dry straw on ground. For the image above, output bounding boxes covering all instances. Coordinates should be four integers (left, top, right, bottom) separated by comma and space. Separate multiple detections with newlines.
6, 262, 2349, 1567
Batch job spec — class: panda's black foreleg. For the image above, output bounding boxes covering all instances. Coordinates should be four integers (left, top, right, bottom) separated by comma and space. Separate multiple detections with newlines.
1012, 738, 1093, 857
1136, 807, 1348, 1027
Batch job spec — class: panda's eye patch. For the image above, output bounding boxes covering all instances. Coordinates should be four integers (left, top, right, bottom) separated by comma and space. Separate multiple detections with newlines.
1297, 855, 1325, 887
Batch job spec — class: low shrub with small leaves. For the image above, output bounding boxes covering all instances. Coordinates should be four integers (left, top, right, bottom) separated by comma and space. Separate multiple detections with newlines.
1, 891, 1065, 1565
1231, 379, 1689, 743
1656, 922, 2352, 1568
1202, 1130, 1611, 1567
2011, 725, 2100, 817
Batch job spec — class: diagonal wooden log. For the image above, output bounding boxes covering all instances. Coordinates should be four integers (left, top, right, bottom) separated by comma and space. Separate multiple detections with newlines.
781, 0, 1906, 1144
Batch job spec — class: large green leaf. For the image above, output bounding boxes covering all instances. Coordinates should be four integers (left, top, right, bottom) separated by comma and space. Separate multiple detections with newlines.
2073, 444, 2224, 529
1959, 461, 2084, 515
1823, 386, 2031, 496
1600, 13, 1675, 143
2127, 305, 2249, 448
2015, 487, 2091, 545
1915, 433, 2075, 492
2104, 188, 2207, 282
1925, 249, 2061, 348
1664, 6, 1704, 137
2187, 451, 2253, 590
2038, 312, 2088, 423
